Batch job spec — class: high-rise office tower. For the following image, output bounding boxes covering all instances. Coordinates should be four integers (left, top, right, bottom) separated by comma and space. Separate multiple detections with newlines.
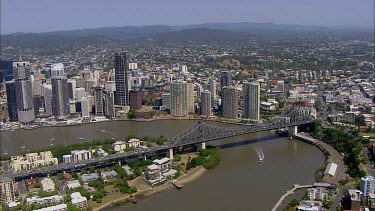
85, 78, 97, 96
277, 80, 285, 94
115, 52, 128, 106
129, 89, 143, 111
186, 82, 194, 114
43, 84, 53, 115
67, 79, 76, 100
209, 77, 217, 108
220, 71, 231, 90
93, 86, 104, 115
80, 97, 90, 118
243, 81, 260, 120
200, 90, 211, 117
50, 63, 64, 78
1, 59, 14, 82
162, 93, 171, 110
51, 77, 70, 119
32, 79, 43, 96
170, 80, 187, 116
103, 89, 115, 119
13, 62, 35, 124
360, 176, 375, 197
5, 81, 18, 121
222, 86, 238, 119
75, 87, 86, 101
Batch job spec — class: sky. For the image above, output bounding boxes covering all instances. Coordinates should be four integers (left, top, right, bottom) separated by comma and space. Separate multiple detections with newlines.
1, 0, 374, 34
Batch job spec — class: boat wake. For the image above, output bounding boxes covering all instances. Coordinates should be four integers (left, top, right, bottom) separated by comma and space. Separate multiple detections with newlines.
255, 147, 264, 163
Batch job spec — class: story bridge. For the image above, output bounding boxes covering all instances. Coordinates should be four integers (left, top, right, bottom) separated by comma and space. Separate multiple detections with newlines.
5, 107, 314, 180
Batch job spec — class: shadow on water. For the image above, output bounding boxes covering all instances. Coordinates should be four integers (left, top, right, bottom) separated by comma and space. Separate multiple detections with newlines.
218, 135, 281, 150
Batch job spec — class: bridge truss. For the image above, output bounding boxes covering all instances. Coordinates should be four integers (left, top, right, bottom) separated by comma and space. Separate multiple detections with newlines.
169, 107, 314, 147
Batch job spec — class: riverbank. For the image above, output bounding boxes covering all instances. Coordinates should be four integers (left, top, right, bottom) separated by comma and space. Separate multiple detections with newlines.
94, 166, 207, 211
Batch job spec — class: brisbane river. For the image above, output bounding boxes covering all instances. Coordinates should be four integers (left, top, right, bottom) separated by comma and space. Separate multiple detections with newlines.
1, 120, 325, 210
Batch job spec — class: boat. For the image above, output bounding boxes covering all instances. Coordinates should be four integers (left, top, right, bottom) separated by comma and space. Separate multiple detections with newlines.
289, 136, 293, 140
256, 147, 264, 164
49, 139, 54, 146
78, 137, 84, 140
3, 147, 8, 155
100, 130, 106, 132
21, 144, 26, 149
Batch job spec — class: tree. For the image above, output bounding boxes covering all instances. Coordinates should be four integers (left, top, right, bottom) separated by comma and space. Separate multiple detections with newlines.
156, 135, 167, 145
128, 109, 136, 119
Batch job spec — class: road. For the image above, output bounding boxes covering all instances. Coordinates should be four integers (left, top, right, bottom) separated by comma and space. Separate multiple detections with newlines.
362, 147, 375, 176
330, 186, 345, 211
53, 176, 66, 195
18, 181, 27, 199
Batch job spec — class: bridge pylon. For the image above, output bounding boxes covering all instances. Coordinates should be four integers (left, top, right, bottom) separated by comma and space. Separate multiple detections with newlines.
288, 126, 298, 136
167, 148, 174, 160
197, 142, 206, 152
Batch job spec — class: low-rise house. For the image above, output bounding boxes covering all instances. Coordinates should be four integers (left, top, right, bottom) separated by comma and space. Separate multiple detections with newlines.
96, 149, 108, 157
26, 195, 63, 205
101, 170, 117, 180
297, 200, 323, 211
307, 187, 328, 200
122, 165, 133, 175
66, 180, 81, 190
145, 164, 161, 181
34, 203, 67, 211
70, 192, 87, 209
81, 173, 99, 184
113, 141, 126, 152
127, 139, 141, 148
41, 178, 55, 192
153, 157, 172, 172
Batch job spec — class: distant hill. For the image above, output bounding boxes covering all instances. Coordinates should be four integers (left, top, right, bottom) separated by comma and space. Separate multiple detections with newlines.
147, 28, 252, 42
1, 22, 373, 48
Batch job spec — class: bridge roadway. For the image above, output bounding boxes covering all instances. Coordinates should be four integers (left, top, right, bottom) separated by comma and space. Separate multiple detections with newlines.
3, 118, 313, 180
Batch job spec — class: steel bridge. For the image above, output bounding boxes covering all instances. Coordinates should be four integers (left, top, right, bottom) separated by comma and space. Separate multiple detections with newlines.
5, 107, 314, 180
168, 107, 314, 147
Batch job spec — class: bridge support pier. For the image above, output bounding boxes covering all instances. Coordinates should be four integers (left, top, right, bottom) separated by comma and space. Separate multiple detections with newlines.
288, 126, 298, 136
166, 148, 174, 160
197, 142, 206, 151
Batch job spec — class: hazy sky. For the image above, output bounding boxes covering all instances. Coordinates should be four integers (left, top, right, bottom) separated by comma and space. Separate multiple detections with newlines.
2, 0, 374, 34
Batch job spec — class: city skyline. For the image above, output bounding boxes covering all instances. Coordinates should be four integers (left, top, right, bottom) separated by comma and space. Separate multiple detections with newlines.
1, 0, 374, 34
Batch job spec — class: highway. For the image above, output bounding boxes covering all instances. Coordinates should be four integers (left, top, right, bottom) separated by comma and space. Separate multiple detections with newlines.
2, 145, 170, 180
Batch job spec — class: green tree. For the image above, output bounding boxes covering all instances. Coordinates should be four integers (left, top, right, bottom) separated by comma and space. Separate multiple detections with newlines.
128, 109, 136, 119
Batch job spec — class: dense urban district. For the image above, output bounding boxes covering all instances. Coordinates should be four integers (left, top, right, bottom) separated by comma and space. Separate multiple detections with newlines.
0, 27, 374, 211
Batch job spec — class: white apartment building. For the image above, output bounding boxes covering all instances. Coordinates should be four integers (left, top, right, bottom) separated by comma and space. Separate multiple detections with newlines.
361, 176, 375, 197
70, 192, 87, 209
10, 151, 58, 172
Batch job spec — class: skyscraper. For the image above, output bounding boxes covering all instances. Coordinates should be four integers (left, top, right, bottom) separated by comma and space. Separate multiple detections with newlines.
43, 84, 53, 116
200, 90, 211, 117
93, 86, 104, 115
13, 62, 35, 124
243, 81, 260, 120
103, 89, 115, 119
115, 52, 128, 106
209, 77, 217, 108
129, 89, 143, 111
0, 59, 14, 82
222, 86, 238, 119
185, 82, 194, 114
67, 79, 76, 100
170, 80, 187, 116
220, 71, 231, 90
50, 63, 64, 78
360, 176, 375, 197
51, 77, 70, 119
5, 81, 18, 121
162, 93, 171, 110
277, 80, 285, 94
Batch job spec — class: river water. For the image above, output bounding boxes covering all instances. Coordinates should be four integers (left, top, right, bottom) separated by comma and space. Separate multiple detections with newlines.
0, 120, 325, 211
